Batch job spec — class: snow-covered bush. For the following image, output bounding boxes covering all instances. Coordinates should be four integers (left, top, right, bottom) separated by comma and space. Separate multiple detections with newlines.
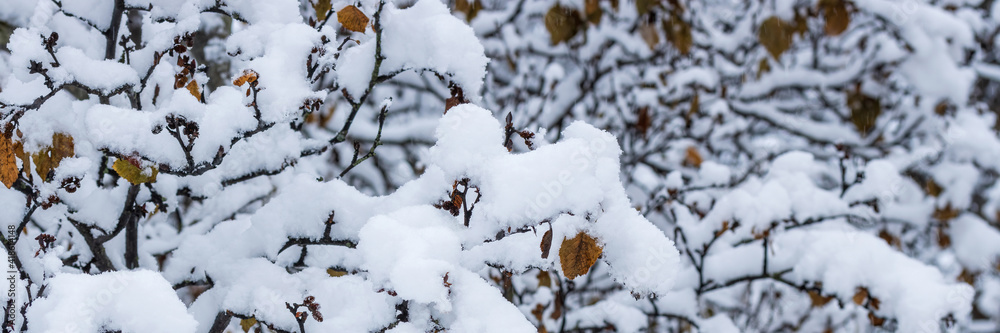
3, 0, 1000, 332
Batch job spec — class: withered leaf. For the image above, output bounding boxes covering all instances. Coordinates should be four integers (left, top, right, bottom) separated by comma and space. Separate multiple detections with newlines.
808, 290, 834, 307
0, 131, 16, 188
933, 203, 960, 222
559, 231, 603, 279
327, 268, 347, 277
852, 287, 868, 305
312, 0, 332, 22
545, 5, 585, 45
186, 80, 201, 101
585, 0, 601, 25
338, 6, 369, 33
820, 0, 850, 36
113, 158, 158, 185
635, 107, 651, 139
33, 133, 74, 181
232, 69, 258, 87
540, 227, 553, 259
537, 270, 552, 288
664, 12, 692, 55
240, 317, 257, 332
868, 312, 885, 327
684, 146, 702, 168
639, 20, 660, 50
847, 90, 880, 136
455, 0, 483, 22
758, 16, 794, 60
531, 303, 545, 322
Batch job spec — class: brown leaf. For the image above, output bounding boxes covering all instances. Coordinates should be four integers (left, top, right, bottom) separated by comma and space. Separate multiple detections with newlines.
640, 20, 659, 50
664, 12, 692, 55
808, 290, 834, 307
540, 228, 553, 259
868, 312, 885, 327
852, 287, 868, 305
635, 107, 651, 139
687, 92, 700, 119
756, 58, 771, 79
636, 0, 660, 16
585, 0, 602, 25
185, 80, 201, 100
925, 178, 942, 197
758, 16, 794, 60
545, 5, 585, 45
33, 133, 74, 181
313, 0, 332, 21
559, 231, 603, 279
240, 317, 257, 332
531, 303, 545, 322
113, 158, 158, 184
338, 6, 369, 33
327, 268, 347, 277
933, 203, 960, 222
684, 146, 702, 168
232, 69, 258, 86
0, 131, 16, 188
847, 89, 881, 136
820, 0, 850, 36
537, 270, 552, 288
455, 0, 483, 22
877, 229, 900, 249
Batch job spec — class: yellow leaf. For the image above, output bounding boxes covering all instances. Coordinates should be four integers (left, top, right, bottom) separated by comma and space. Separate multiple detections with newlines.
33, 133, 74, 181
758, 16, 794, 60
338, 6, 369, 33
664, 12, 692, 55
240, 317, 257, 332
558, 231, 602, 279
186, 80, 201, 100
820, 0, 850, 36
0, 131, 16, 188
113, 159, 158, 184
545, 5, 585, 45
312, 0, 332, 22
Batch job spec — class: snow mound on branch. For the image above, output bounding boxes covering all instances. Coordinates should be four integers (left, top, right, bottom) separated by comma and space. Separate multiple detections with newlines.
26, 270, 197, 333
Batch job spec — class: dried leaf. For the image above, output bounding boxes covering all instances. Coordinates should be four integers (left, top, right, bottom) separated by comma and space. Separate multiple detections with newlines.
847, 90, 881, 136
455, 0, 483, 22
559, 231, 603, 279
957, 268, 976, 286
877, 229, 900, 249
240, 317, 257, 332
585, 0, 601, 25
925, 178, 942, 197
664, 12, 692, 55
186, 80, 201, 100
757, 58, 771, 79
0, 131, 16, 188
540, 228, 553, 259
852, 287, 868, 305
113, 159, 158, 185
808, 290, 834, 307
531, 303, 545, 322
636, 0, 660, 16
545, 5, 585, 45
232, 70, 258, 86
933, 203, 960, 222
338, 6, 369, 33
635, 107, 651, 138
312, 0, 332, 22
327, 268, 347, 277
33, 133, 74, 181
640, 21, 660, 50
684, 146, 702, 168
868, 312, 885, 327
537, 270, 552, 288
820, 0, 850, 36
758, 16, 794, 60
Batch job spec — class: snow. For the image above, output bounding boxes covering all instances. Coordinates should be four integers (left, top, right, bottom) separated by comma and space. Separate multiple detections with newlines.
26, 270, 198, 333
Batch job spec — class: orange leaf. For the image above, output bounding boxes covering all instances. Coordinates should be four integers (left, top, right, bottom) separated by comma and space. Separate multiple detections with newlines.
338, 6, 369, 33
0, 131, 16, 188
559, 231, 603, 279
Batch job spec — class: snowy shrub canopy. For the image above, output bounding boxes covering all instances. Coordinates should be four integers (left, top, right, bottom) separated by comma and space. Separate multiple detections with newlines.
0, 0, 999, 332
